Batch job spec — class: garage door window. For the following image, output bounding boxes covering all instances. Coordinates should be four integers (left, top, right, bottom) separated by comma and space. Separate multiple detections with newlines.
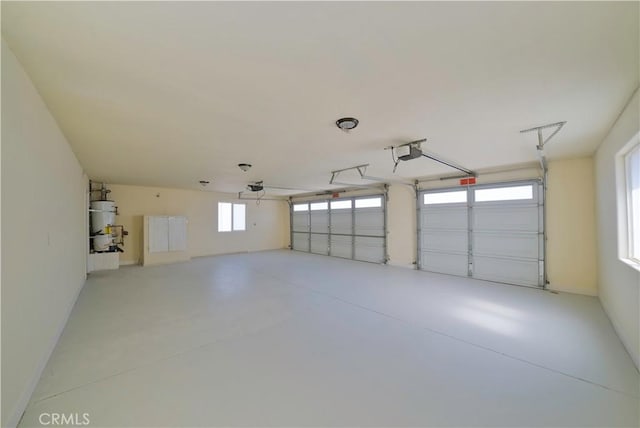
331, 200, 352, 209
310, 202, 328, 211
474, 185, 533, 202
423, 190, 467, 205
355, 197, 382, 208
293, 203, 308, 212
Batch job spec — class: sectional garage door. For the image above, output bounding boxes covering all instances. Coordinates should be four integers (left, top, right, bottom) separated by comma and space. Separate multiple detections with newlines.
419, 181, 544, 288
291, 195, 386, 263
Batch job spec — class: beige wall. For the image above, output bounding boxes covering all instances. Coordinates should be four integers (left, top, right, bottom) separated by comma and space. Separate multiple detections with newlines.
594, 88, 639, 370
107, 184, 289, 265
546, 158, 598, 295
387, 184, 417, 268
1, 40, 88, 427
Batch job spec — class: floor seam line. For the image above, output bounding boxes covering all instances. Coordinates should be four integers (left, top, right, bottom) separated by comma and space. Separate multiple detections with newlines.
32, 315, 294, 405
272, 274, 639, 400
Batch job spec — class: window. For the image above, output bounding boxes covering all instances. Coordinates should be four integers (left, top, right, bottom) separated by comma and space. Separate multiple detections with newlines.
625, 144, 640, 263
310, 202, 328, 211
424, 190, 467, 205
330, 200, 352, 210
233, 204, 246, 231
474, 185, 533, 202
218, 203, 232, 232
355, 197, 382, 208
218, 202, 246, 232
293, 204, 308, 212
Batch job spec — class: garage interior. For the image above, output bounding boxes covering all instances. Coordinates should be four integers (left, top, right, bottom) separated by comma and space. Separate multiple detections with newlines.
1, 2, 639, 427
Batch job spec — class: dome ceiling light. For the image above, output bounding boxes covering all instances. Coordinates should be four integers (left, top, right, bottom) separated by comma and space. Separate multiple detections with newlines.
336, 117, 359, 131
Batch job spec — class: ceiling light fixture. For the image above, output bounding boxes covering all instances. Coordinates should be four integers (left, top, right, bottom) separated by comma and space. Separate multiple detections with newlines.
336, 117, 359, 131
238, 163, 252, 172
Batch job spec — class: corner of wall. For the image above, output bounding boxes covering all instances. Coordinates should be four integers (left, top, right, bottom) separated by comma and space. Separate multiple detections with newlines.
593, 88, 640, 370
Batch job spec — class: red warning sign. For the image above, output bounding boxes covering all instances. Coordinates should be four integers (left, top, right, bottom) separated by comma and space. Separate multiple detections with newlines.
460, 177, 477, 186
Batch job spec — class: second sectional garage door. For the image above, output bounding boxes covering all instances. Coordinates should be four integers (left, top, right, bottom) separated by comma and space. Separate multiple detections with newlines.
419, 181, 544, 288
291, 195, 386, 263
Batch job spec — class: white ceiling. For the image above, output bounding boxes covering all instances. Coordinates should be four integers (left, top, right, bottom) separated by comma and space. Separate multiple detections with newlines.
2, 2, 638, 194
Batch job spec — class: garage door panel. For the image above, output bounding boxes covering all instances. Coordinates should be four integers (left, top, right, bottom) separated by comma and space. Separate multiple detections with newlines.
420, 251, 468, 276
292, 232, 309, 252
420, 181, 544, 288
354, 237, 384, 263
421, 230, 467, 253
355, 210, 384, 236
330, 235, 352, 258
422, 208, 467, 230
292, 213, 309, 232
330, 211, 352, 234
472, 256, 540, 287
310, 212, 328, 233
473, 232, 540, 259
310, 233, 328, 255
419, 200, 468, 276
473, 205, 539, 232
291, 195, 386, 263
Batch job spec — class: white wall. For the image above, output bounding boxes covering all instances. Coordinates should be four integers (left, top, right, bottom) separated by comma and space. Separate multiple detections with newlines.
594, 88, 640, 369
1, 40, 87, 427
107, 184, 289, 265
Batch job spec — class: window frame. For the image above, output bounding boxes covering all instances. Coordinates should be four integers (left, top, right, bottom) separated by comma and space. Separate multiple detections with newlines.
217, 202, 247, 233
621, 138, 640, 267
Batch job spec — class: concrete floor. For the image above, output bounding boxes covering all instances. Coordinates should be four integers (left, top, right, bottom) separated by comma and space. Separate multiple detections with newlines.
21, 250, 639, 427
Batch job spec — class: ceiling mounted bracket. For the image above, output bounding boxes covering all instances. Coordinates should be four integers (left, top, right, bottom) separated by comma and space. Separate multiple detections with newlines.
520, 121, 566, 172
519, 121, 567, 151
330, 164, 370, 185
237, 191, 285, 202
330, 163, 413, 187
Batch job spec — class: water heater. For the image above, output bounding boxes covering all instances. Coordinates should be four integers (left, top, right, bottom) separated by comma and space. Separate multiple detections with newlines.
90, 200, 116, 252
